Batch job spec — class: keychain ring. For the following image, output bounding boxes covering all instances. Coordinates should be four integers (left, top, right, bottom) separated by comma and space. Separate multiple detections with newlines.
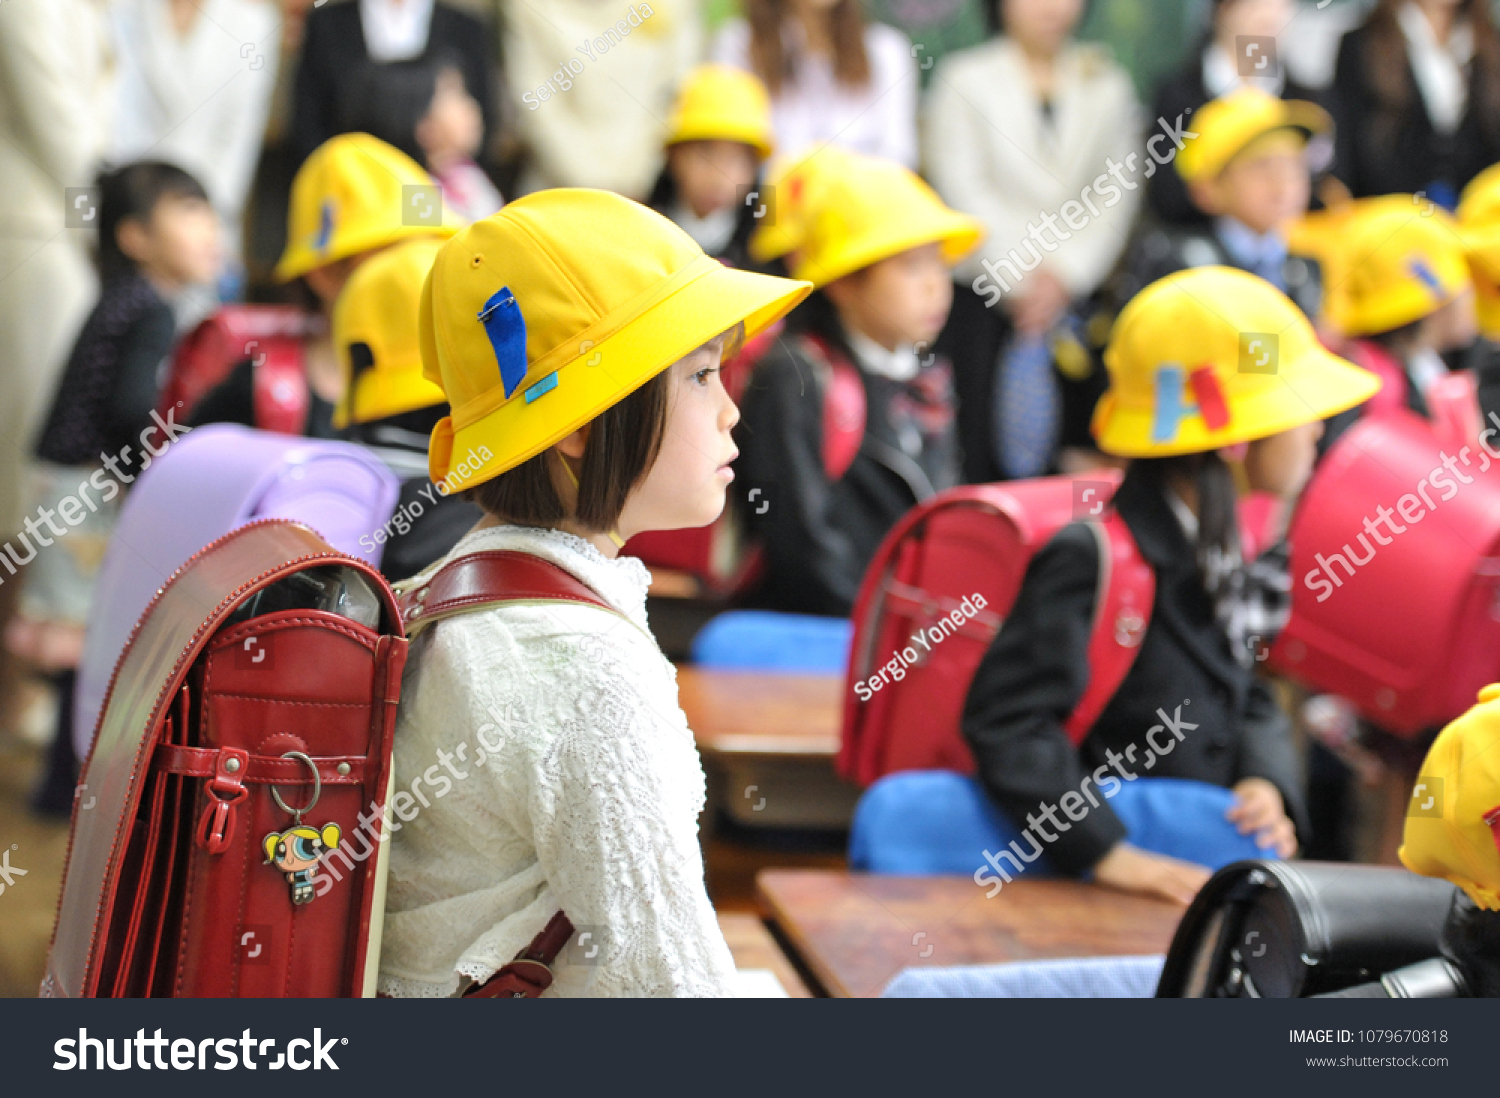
268, 751, 322, 819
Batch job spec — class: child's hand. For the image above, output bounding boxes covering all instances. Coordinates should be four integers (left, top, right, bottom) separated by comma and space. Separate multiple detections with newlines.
1093, 842, 1212, 906
1227, 777, 1298, 858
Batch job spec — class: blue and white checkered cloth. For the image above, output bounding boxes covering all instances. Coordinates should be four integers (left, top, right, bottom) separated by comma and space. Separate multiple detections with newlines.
880, 955, 1165, 998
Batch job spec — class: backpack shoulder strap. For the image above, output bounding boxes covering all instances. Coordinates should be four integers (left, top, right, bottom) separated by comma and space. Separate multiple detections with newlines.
803, 333, 867, 482
1061, 510, 1155, 746
397, 550, 621, 635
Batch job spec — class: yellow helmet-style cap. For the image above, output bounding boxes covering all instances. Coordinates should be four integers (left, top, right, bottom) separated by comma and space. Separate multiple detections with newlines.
420, 189, 812, 487
332, 237, 448, 429
747, 147, 856, 266
275, 133, 462, 283
1400, 683, 1500, 911
1459, 164, 1500, 335
666, 64, 775, 160
1093, 266, 1381, 457
749, 151, 981, 288
1299, 197, 1471, 338
1175, 87, 1331, 184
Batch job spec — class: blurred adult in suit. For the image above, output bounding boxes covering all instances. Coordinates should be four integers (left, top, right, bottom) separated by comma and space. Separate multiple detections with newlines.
290, 0, 497, 172
1332, 0, 1500, 208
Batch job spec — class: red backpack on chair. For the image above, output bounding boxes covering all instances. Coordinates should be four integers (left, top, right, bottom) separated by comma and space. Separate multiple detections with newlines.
159, 306, 318, 435
839, 472, 1157, 786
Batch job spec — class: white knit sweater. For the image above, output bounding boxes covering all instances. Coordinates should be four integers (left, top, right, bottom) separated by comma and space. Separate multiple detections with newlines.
375, 525, 737, 997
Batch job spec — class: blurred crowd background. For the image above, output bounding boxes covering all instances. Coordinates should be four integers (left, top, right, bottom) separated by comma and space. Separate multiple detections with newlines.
2, 0, 1497, 956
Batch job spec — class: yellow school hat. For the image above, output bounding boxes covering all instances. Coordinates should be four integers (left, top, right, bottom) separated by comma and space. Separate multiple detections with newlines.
1175, 87, 1331, 183
751, 151, 981, 288
1094, 266, 1380, 457
666, 64, 775, 160
1459, 165, 1500, 336
420, 189, 812, 486
332, 237, 448, 429
1400, 683, 1500, 911
747, 147, 855, 266
1317, 199, 1470, 338
275, 133, 461, 283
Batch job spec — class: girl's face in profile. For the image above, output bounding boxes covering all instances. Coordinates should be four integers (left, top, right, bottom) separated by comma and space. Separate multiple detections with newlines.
617, 335, 740, 540
668, 140, 760, 221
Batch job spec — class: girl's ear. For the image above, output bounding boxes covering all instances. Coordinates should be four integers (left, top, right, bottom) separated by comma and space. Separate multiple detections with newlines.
556, 426, 588, 461
1218, 441, 1250, 463
115, 217, 152, 266
1188, 178, 1225, 217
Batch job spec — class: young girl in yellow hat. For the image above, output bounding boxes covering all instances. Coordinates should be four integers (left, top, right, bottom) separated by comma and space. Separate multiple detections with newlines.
962, 267, 1380, 905
375, 190, 809, 997
1291, 196, 1476, 449
736, 150, 981, 616
188, 133, 460, 438
647, 64, 775, 269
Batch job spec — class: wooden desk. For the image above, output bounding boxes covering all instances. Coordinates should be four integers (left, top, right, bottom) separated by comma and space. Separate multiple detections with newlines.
677, 667, 842, 758
677, 668, 855, 828
757, 870, 1183, 998
718, 913, 811, 997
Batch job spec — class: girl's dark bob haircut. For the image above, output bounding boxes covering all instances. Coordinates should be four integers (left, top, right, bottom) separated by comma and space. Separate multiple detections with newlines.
465, 324, 744, 532
97, 160, 211, 282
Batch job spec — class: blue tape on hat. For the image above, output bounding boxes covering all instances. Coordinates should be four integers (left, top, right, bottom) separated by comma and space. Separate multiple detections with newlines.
1408, 257, 1444, 297
478, 287, 528, 399
524, 371, 558, 404
1152, 363, 1194, 444
315, 201, 335, 253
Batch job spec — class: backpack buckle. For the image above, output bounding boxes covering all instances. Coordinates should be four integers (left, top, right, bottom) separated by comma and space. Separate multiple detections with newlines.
195, 747, 250, 854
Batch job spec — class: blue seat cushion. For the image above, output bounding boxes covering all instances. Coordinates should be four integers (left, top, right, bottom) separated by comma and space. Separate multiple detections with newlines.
849, 771, 1268, 876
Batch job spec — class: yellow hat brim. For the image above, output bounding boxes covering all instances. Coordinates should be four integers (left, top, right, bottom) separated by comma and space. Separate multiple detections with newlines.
428, 260, 811, 485
792, 211, 983, 288
1177, 100, 1331, 183
1092, 343, 1382, 458
1475, 275, 1500, 337
1338, 251, 1472, 337
275, 223, 459, 283
334, 365, 448, 430
1462, 222, 1500, 272
666, 125, 773, 161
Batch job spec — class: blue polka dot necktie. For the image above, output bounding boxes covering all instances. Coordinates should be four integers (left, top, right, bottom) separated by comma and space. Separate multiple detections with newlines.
995, 332, 1061, 480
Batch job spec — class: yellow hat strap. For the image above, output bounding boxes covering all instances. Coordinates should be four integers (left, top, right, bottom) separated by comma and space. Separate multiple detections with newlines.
559, 452, 626, 549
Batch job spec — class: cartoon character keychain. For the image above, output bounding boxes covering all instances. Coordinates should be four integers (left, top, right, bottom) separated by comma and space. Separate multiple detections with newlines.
263, 751, 341, 906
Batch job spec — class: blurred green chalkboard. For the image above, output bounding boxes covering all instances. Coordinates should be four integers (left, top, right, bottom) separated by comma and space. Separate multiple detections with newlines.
702, 1, 1204, 94
1078, 0, 1203, 100
705, 1, 1384, 100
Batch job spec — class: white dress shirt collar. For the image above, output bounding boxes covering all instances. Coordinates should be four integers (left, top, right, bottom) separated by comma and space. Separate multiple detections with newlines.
846, 329, 920, 382
360, 0, 434, 62
1203, 42, 1285, 99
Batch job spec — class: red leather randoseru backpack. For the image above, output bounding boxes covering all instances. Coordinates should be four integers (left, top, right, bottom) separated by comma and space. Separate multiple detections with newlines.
43, 520, 407, 997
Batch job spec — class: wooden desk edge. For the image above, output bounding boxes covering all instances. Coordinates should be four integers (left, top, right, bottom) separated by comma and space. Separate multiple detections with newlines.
755, 875, 854, 999
756, 870, 1184, 999
699, 735, 842, 758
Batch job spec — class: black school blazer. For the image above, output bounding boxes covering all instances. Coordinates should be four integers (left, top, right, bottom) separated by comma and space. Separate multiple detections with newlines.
1331, 22, 1500, 201
290, 1, 497, 168
960, 464, 1310, 874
